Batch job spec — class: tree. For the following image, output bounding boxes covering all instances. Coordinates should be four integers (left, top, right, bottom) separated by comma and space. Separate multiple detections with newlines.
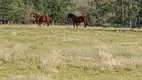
0, 0, 13, 24
11, 0, 34, 23
32, 0, 43, 12
138, 0, 142, 27
42, 0, 74, 24
85, 0, 115, 26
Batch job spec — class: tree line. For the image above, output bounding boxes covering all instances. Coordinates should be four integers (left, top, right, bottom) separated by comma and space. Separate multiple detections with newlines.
0, 0, 142, 28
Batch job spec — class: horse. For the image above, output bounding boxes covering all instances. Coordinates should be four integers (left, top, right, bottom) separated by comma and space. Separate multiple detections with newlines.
30, 13, 50, 27
67, 13, 87, 28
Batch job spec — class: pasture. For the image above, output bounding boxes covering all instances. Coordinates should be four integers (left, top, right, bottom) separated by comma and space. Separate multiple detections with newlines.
0, 25, 142, 80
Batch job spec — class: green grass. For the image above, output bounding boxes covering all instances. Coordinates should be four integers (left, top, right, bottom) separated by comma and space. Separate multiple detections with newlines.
0, 24, 142, 80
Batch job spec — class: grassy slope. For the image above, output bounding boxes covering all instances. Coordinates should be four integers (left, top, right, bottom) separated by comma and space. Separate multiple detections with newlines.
0, 25, 142, 80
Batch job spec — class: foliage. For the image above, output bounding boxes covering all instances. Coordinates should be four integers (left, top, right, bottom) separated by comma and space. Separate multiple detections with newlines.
0, 0, 142, 27
77, 0, 141, 27
42, 0, 74, 24
0, 0, 13, 22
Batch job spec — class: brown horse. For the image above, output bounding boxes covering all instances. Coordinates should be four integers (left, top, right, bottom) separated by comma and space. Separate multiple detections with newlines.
30, 13, 50, 27
67, 13, 87, 28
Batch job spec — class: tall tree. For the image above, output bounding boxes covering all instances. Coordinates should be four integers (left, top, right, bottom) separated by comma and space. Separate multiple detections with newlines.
11, 0, 33, 23
32, 0, 43, 12
0, 0, 13, 23
86, 0, 115, 26
42, 0, 74, 24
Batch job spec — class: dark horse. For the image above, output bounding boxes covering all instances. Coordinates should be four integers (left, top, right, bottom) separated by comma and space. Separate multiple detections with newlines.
30, 13, 50, 27
67, 13, 87, 28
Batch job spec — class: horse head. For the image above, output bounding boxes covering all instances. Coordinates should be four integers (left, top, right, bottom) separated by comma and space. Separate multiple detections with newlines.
30, 13, 34, 17
30, 13, 39, 17
67, 13, 77, 24
30, 13, 40, 20
67, 13, 72, 24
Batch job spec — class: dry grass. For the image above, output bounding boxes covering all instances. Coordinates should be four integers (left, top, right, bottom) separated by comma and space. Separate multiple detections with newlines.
94, 40, 120, 70
10, 74, 55, 80
0, 41, 28, 63
39, 49, 62, 74
0, 25, 142, 80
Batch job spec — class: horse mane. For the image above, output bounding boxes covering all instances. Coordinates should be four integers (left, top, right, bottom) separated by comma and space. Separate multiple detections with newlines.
30, 13, 40, 16
68, 13, 77, 18
30, 13, 41, 20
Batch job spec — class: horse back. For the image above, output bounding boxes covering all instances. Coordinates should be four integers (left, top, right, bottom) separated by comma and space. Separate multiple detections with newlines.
76, 16, 87, 24
39, 15, 50, 23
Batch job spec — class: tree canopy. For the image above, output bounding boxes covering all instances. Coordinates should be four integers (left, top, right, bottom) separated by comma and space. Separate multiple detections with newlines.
0, 0, 142, 27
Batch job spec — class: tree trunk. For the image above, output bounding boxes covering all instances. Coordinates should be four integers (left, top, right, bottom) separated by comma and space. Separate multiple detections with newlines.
122, 0, 124, 26
130, 19, 132, 28
138, 16, 141, 27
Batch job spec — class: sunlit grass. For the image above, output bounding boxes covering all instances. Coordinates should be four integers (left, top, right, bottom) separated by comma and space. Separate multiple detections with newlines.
0, 24, 142, 80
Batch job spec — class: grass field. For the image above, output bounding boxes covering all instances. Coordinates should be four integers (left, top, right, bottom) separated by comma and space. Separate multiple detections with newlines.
0, 25, 142, 80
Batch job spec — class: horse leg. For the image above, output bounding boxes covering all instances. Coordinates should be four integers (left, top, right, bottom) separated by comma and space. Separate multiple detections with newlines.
73, 22, 75, 28
84, 22, 86, 28
38, 23, 40, 27
47, 22, 49, 27
36, 20, 38, 24
84, 24, 86, 28
83, 19, 87, 28
76, 23, 78, 29
38, 22, 41, 27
